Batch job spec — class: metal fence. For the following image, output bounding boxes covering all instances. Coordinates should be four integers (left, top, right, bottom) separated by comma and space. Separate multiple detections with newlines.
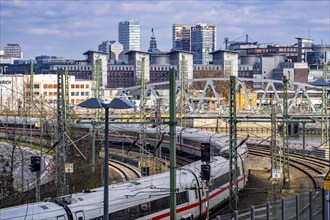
215, 189, 323, 220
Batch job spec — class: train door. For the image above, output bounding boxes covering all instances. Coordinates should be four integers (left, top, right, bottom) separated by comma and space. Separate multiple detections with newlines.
74, 210, 85, 220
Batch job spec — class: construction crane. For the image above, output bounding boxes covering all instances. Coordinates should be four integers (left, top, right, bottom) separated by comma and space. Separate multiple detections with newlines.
224, 34, 272, 49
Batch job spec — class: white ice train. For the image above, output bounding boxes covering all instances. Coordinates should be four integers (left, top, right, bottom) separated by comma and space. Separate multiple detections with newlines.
0, 122, 248, 220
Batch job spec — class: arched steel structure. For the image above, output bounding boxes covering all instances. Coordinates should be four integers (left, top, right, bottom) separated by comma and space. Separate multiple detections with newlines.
115, 78, 327, 116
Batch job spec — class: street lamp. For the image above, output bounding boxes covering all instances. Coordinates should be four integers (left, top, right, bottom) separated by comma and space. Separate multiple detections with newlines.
310, 77, 330, 219
78, 97, 135, 220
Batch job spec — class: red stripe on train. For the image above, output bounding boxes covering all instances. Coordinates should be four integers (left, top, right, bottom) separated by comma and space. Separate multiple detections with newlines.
151, 176, 245, 220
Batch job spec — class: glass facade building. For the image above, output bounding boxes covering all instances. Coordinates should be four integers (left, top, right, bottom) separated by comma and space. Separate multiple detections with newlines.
118, 20, 141, 59
191, 24, 217, 65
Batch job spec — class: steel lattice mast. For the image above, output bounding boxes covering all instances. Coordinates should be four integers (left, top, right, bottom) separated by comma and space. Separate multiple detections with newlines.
271, 101, 279, 173
29, 62, 34, 140
139, 57, 148, 175
229, 76, 238, 210
91, 58, 102, 173
180, 55, 187, 128
282, 76, 290, 189
155, 98, 162, 174
321, 63, 328, 146
56, 68, 68, 196
64, 67, 70, 118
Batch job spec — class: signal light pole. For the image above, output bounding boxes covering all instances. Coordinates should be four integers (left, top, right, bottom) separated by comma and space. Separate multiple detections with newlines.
30, 156, 41, 201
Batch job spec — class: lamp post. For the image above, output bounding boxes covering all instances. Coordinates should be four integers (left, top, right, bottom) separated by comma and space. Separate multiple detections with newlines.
78, 97, 135, 220
310, 77, 330, 219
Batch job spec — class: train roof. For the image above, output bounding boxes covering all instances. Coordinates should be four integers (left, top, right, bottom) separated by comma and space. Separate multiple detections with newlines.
65, 156, 230, 213
0, 202, 67, 219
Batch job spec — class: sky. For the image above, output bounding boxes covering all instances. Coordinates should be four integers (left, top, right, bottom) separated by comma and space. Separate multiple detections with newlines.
0, 0, 329, 60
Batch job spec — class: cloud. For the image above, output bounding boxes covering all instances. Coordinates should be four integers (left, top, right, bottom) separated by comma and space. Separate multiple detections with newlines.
311, 18, 330, 25
1, 0, 329, 59
26, 27, 63, 36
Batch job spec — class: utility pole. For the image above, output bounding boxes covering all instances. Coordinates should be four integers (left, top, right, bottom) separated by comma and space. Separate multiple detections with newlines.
56, 68, 68, 196
169, 68, 177, 220
139, 57, 149, 176
271, 100, 280, 176
321, 63, 328, 146
282, 76, 290, 189
29, 62, 34, 143
91, 58, 102, 173
64, 67, 70, 119
155, 98, 162, 174
229, 76, 238, 210
180, 55, 187, 128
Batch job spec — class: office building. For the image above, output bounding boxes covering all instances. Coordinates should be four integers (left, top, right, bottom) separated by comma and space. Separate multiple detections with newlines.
296, 37, 313, 63
4, 44, 23, 59
191, 24, 217, 64
118, 20, 140, 61
172, 24, 194, 51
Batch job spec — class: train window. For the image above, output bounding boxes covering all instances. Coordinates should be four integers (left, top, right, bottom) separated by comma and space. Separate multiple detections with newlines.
75, 211, 85, 220
176, 191, 189, 205
110, 208, 132, 219
211, 172, 229, 191
182, 138, 199, 147
140, 202, 150, 215
150, 196, 169, 213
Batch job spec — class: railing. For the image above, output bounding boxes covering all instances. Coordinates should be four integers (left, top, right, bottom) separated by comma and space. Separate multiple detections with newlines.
214, 189, 323, 220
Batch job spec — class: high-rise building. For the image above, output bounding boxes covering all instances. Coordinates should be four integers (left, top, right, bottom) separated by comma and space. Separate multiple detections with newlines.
118, 20, 140, 60
4, 44, 23, 59
296, 37, 313, 63
172, 24, 194, 51
191, 24, 217, 64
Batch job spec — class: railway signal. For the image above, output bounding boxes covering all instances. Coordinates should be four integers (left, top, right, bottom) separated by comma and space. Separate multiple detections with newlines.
201, 164, 211, 181
201, 143, 211, 163
29, 156, 41, 172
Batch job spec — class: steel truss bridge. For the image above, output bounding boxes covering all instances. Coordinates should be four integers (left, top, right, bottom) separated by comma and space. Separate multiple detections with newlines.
115, 78, 327, 117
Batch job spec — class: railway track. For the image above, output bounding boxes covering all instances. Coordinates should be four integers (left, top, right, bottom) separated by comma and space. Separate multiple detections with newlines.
249, 146, 327, 189
109, 159, 141, 182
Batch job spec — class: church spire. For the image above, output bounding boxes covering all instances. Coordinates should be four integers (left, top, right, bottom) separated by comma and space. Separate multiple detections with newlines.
148, 28, 161, 54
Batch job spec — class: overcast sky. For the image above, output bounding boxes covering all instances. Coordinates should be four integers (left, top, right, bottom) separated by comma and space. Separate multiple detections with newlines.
1, 0, 329, 60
